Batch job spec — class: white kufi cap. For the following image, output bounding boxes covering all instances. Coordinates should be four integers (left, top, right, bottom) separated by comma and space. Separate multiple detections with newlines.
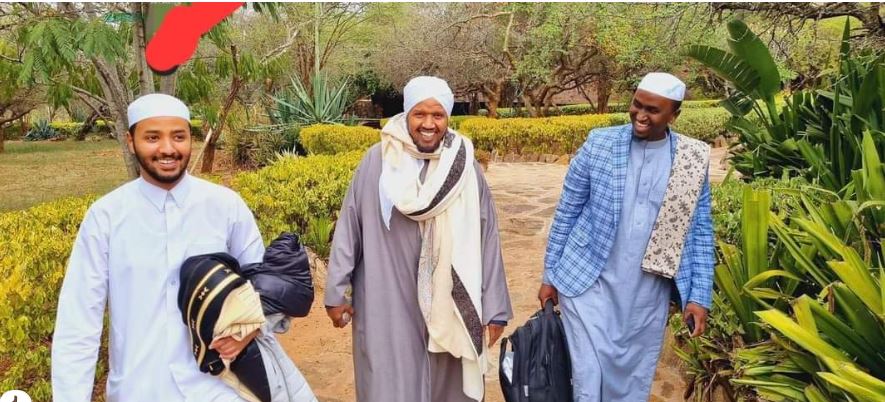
403, 76, 454, 116
637, 72, 686, 101
127, 93, 190, 127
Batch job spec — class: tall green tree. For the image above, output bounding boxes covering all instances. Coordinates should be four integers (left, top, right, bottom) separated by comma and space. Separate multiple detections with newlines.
0, 38, 39, 153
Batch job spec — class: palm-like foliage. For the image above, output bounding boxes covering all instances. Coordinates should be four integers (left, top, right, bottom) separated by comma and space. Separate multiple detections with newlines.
677, 133, 884, 402
687, 20, 884, 195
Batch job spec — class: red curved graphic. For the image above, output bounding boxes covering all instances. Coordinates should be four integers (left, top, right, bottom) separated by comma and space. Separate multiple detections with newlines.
145, 2, 244, 73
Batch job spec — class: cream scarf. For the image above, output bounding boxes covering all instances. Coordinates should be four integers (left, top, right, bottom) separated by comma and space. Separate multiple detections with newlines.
379, 113, 487, 401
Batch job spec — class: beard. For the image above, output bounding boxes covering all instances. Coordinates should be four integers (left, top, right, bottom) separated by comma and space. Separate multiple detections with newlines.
133, 144, 190, 185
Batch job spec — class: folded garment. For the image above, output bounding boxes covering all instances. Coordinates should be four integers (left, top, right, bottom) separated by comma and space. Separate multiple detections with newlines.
179, 253, 318, 402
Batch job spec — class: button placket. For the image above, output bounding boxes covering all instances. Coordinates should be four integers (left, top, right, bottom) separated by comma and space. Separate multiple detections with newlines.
164, 194, 180, 341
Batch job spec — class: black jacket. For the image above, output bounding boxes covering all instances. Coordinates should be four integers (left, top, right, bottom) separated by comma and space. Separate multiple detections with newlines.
240, 232, 314, 317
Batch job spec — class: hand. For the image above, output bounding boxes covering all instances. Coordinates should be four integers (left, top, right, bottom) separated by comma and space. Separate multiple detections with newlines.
538, 283, 559, 308
487, 324, 504, 347
683, 302, 708, 338
209, 329, 260, 361
326, 304, 355, 328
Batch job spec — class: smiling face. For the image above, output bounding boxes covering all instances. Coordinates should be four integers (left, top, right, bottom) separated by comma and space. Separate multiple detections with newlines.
127, 116, 192, 190
628, 89, 681, 141
406, 98, 449, 153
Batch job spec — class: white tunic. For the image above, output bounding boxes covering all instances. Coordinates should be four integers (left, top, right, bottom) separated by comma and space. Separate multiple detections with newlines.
51, 173, 265, 402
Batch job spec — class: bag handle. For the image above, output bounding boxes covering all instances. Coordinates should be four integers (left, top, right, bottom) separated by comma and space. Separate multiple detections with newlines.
543, 298, 556, 315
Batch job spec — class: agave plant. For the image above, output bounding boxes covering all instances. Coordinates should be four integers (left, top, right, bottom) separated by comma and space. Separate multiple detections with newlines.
269, 73, 351, 127
686, 19, 884, 195
24, 120, 60, 141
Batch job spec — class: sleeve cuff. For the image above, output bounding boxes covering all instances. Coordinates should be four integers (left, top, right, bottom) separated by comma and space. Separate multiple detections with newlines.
488, 320, 508, 327
687, 297, 711, 310
542, 269, 553, 285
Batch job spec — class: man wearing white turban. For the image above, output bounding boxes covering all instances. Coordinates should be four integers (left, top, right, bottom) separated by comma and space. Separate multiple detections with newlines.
325, 76, 513, 402
51, 94, 269, 401
539, 72, 715, 401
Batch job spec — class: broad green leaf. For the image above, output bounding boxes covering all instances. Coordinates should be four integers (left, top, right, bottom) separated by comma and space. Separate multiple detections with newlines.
818, 372, 885, 402
685, 45, 761, 96
743, 188, 770, 280
726, 19, 781, 99
756, 309, 851, 363
745, 270, 802, 290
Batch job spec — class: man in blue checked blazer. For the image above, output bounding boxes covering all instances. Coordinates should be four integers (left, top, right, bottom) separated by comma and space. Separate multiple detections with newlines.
538, 72, 715, 402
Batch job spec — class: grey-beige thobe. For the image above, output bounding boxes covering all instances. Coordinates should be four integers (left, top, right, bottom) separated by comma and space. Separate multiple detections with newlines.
325, 144, 513, 402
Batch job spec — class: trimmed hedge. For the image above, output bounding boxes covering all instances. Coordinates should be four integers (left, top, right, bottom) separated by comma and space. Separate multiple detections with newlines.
301, 124, 379, 155
480, 99, 723, 118
670, 107, 732, 143
378, 115, 478, 130
2, 119, 205, 141
232, 151, 364, 241
0, 196, 101, 401
458, 113, 629, 155
303, 109, 731, 157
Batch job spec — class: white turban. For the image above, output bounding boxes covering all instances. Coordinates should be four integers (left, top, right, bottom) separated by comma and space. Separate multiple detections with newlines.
127, 93, 190, 127
403, 76, 454, 116
637, 72, 686, 101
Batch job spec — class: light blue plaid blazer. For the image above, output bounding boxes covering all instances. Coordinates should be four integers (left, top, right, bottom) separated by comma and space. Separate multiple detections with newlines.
543, 124, 715, 309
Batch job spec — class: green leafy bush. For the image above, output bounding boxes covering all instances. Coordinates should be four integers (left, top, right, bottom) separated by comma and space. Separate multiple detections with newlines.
303, 216, 334, 260
711, 176, 828, 248
0, 196, 102, 401
301, 124, 379, 155
232, 151, 364, 241
49, 122, 83, 138
228, 126, 300, 168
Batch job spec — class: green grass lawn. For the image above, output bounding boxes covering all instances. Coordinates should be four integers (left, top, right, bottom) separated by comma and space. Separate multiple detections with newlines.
0, 140, 130, 212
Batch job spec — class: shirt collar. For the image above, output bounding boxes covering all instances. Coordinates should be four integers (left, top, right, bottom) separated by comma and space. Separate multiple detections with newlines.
136, 172, 193, 212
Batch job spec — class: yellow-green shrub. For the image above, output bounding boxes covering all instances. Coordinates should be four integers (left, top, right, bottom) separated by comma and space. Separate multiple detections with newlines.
300, 124, 379, 155
458, 113, 628, 155
671, 107, 732, 143
379, 115, 480, 130
0, 196, 100, 400
232, 151, 364, 241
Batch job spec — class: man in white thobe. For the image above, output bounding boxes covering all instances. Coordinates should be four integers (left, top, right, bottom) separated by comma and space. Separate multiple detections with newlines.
51, 94, 264, 402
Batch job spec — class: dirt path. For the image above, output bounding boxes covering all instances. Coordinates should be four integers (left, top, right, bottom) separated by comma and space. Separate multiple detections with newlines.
279, 150, 730, 401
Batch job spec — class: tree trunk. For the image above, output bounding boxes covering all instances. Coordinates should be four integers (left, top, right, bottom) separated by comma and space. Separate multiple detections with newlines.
596, 78, 612, 114
159, 74, 177, 95
77, 111, 100, 141
486, 97, 500, 119
521, 92, 540, 118
133, 2, 154, 96
0, 126, 5, 153
468, 92, 479, 115
482, 84, 502, 119
92, 58, 139, 178
200, 46, 242, 173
